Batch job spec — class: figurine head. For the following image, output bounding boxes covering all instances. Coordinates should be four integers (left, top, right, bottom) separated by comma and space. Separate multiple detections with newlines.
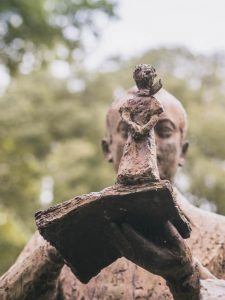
133, 64, 157, 91
102, 88, 189, 182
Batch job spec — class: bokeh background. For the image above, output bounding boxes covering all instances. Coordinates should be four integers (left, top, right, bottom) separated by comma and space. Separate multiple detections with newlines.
1, 0, 225, 275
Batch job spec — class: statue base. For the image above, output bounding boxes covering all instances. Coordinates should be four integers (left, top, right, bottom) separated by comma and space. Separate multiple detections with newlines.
35, 180, 191, 283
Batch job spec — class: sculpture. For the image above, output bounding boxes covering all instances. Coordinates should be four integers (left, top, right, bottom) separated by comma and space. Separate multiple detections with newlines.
35, 65, 191, 283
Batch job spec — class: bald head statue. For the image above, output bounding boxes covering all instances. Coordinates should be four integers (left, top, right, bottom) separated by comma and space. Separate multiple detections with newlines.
102, 87, 189, 182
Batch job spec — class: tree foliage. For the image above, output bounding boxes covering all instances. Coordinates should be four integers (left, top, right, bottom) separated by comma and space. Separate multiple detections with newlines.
0, 0, 117, 73
0, 0, 117, 275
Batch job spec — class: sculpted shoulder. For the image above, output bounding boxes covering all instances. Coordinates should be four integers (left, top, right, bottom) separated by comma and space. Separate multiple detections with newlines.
175, 188, 225, 231
174, 188, 225, 279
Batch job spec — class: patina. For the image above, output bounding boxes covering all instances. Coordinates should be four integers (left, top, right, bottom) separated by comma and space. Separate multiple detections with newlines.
35, 65, 191, 283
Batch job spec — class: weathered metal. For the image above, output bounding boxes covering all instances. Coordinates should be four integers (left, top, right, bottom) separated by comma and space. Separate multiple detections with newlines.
35, 65, 191, 283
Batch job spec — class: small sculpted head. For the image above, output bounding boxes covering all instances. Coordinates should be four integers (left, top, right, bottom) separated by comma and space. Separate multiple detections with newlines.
133, 64, 157, 91
102, 87, 189, 182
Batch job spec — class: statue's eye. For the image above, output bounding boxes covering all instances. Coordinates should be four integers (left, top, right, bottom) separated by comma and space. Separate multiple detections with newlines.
155, 121, 175, 138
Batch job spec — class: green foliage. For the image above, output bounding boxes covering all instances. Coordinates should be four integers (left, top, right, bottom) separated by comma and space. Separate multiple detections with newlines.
0, 0, 117, 73
0, 206, 29, 273
0, 71, 115, 274
0, 0, 118, 277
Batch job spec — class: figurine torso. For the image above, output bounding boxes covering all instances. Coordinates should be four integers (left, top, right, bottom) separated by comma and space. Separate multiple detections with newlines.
122, 95, 163, 127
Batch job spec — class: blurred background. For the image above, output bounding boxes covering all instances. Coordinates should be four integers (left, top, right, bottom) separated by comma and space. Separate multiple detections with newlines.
1, 0, 225, 275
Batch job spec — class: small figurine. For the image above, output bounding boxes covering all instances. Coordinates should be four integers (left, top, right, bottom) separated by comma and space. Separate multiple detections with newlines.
117, 64, 163, 184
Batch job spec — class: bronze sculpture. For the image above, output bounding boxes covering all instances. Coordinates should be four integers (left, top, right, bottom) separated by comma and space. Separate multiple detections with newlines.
35, 65, 191, 283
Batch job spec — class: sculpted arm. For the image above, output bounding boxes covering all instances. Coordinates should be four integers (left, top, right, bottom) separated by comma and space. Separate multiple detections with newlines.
0, 231, 64, 300
141, 114, 159, 135
120, 107, 142, 135
108, 222, 225, 300
167, 259, 225, 300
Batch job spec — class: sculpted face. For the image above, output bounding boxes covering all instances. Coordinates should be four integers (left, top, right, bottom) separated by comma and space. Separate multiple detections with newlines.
133, 64, 157, 90
102, 88, 189, 182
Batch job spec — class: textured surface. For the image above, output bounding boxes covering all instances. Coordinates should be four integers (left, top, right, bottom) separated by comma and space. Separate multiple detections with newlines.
117, 64, 163, 184
0, 232, 63, 300
56, 189, 225, 299
35, 181, 191, 283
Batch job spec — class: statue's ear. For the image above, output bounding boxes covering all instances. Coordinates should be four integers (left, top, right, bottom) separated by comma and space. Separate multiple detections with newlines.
101, 138, 113, 163
179, 140, 189, 167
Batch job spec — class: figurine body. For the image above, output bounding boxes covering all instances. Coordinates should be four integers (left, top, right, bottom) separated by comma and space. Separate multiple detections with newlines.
117, 64, 163, 184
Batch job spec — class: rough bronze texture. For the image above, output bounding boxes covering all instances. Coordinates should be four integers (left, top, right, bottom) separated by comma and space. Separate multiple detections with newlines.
35, 64, 191, 284
35, 181, 190, 283
117, 65, 163, 184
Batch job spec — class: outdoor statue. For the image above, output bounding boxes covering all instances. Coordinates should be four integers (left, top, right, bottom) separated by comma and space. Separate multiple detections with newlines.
35, 64, 191, 283
1, 65, 225, 300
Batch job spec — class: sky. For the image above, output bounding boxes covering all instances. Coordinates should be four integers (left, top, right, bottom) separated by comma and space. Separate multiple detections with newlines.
85, 0, 225, 69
